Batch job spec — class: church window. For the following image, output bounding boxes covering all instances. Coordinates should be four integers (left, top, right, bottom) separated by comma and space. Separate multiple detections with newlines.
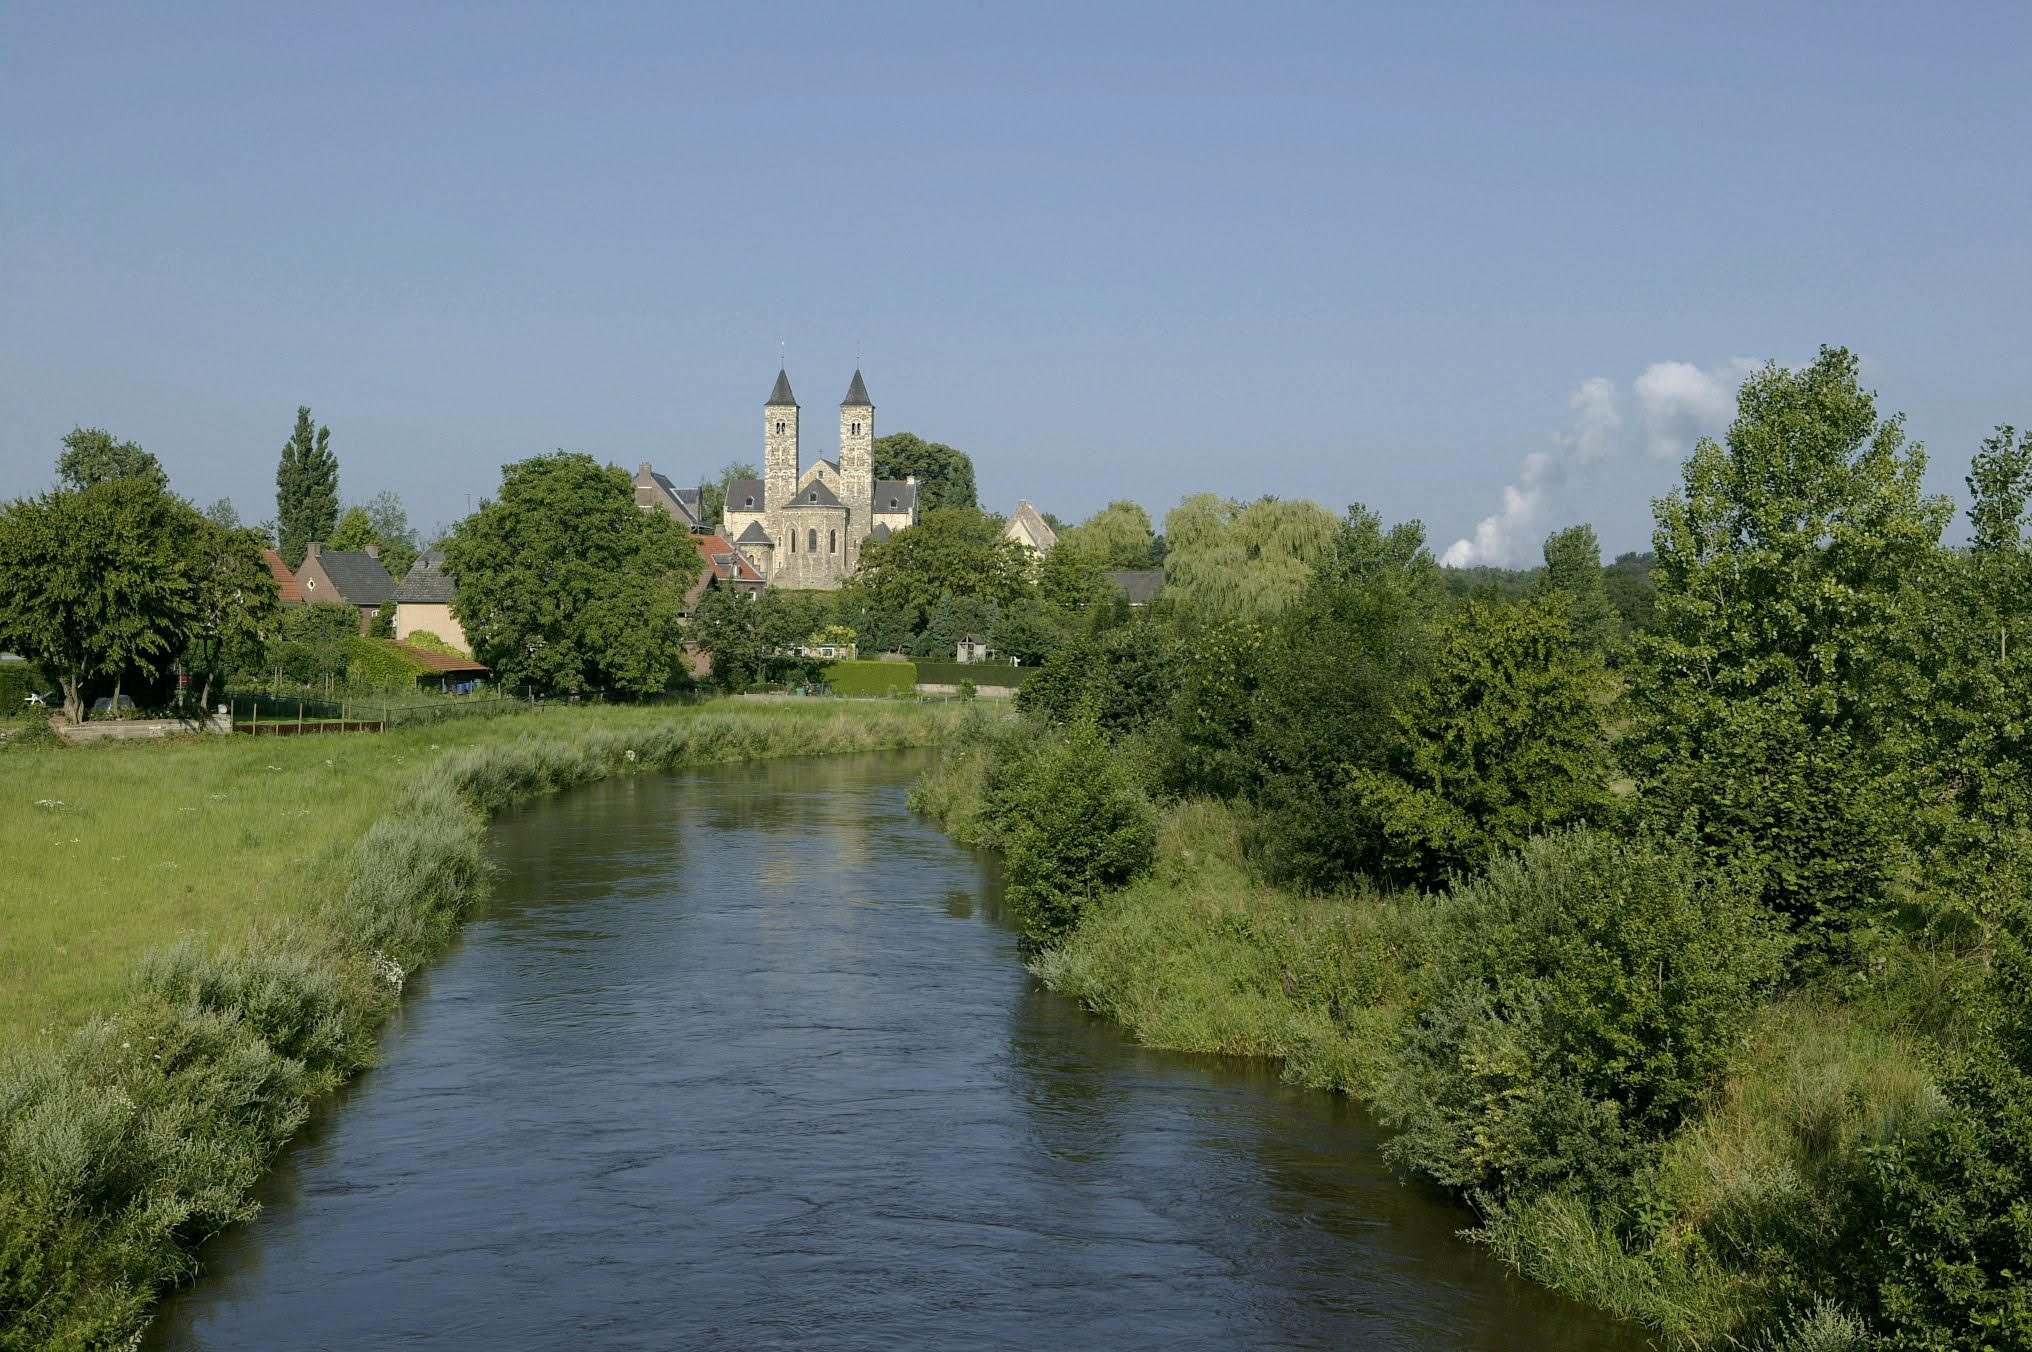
809, 491, 817, 502
774, 421, 785, 435
851, 422, 861, 436
807, 528, 818, 552
828, 529, 837, 553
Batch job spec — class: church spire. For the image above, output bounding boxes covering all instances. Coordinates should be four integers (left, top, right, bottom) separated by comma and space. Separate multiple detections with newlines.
841, 369, 872, 408
766, 368, 798, 408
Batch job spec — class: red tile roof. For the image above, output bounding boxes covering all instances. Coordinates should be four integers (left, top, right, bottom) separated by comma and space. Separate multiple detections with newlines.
261, 549, 306, 603
693, 533, 762, 584
389, 641, 489, 674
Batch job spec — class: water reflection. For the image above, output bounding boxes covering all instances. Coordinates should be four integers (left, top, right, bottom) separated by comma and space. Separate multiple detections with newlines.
146, 751, 1643, 1350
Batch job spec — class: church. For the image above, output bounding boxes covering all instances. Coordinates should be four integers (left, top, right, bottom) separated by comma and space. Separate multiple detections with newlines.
716, 368, 920, 589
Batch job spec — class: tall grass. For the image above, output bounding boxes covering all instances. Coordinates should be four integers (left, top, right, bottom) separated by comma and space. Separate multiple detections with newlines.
0, 699, 976, 1350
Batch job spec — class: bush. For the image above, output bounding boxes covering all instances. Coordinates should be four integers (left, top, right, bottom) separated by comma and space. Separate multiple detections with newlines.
0, 661, 47, 715
1000, 720, 1159, 943
822, 659, 917, 697
1379, 830, 1789, 1205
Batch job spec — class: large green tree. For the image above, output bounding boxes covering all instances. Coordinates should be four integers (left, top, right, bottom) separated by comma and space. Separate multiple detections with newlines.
56, 426, 166, 492
873, 433, 977, 511
1627, 346, 1951, 945
1162, 494, 1338, 619
275, 406, 338, 569
1538, 524, 1621, 654
0, 479, 202, 721
443, 452, 690, 696
180, 519, 281, 711
1059, 500, 1158, 569
840, 507, 1028, 638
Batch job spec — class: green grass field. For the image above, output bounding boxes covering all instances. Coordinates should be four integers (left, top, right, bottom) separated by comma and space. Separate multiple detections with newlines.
0, 701, 940, 1045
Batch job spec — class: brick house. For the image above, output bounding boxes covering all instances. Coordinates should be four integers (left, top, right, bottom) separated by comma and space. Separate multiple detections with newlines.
294, 541, 395, 636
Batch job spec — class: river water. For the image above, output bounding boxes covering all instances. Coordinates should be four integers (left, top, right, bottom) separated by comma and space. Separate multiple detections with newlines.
147, 751, 1644, 1350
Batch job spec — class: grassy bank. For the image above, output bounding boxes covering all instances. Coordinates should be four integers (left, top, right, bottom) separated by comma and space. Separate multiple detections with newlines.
912, 725, 1958, 1351
0, 699, 972, 1350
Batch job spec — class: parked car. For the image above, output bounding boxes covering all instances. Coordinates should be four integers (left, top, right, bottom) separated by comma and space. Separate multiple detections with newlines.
90, 694, 138, 714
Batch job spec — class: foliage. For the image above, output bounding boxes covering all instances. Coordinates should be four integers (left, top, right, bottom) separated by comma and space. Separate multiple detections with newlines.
55, 426, 166, 493
1842, 927, 2032, 1348
823, 659, 917, 696
181, 518, 282, 710
1017, 616, 1179, 735
1378, 830, 1788, 1204
1348, 596, 1618, 888
200, 498, 242, 529
1626, 346, 1950, 945
1538, 525, 1621, 654
444, 452, 690, 696
274, 406, 338, 570
986, 598, 1062, 666
1247, 504, 1446, 884
998, 720, 1158, 943
841, 507, 1029, 636
0, 479, 202, 722
873, 432, 976, 511
915, 660, 1031, 688
0, 662, 48, 714
330, 505, 377, 553
1162, 493, 1339, 619
1059, 500, 1158, 569
1602, 550, 1657, 636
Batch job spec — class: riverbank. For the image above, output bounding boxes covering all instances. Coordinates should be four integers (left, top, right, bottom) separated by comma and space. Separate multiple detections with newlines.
910, 721, 1950, 1351
0, 700, 977, 1351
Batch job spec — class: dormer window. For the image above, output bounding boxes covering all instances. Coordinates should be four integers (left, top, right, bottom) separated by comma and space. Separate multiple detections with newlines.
809, 491, 817, 502
889, 498, 898, 509
744, 496, 754, 508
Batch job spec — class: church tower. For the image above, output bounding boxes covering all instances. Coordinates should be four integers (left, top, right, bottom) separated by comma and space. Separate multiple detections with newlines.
840, 369, 874, 567
764, 368, 798, 515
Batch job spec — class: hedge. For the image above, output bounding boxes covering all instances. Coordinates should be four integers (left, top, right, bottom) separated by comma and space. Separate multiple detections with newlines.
823, 659, 919, 696
0, 660, 49, 713
914, 661, 1033, 689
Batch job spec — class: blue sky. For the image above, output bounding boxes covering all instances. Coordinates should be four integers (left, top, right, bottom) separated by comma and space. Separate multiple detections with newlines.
4, 2, 2028, 562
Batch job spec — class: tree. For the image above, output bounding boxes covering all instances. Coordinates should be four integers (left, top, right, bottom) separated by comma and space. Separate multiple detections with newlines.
363, 490, 420, 580
330, 506, 378, 552
689, 583, 764, 686
873, 433, 977, 511
0, 479, 201, 721
275, 406, 338, 569
1602, 551, 1658, 636
1162, 494, 1339, 619
56, 426, 166, 492
201, 498, 242, 529
1538, 525, 1620, 654
1000, 719, 1159, 944
840, 507, 1028, 640
181, 519, 280, 711
443, 452, 689, 696
700, 461, 760, 529
1626, 347, 1951, 945
1349, 595, 1618, 888
1059, 500, 1158, 569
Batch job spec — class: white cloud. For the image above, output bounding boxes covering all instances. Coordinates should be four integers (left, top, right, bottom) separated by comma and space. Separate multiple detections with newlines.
1631, 357, 1758, 460
1441, 357, 1757, 568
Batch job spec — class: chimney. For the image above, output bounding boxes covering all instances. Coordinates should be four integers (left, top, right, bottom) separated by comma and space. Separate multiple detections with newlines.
306, 541, 320, 559
365, 543, 381, 560
638, 462, 652, 475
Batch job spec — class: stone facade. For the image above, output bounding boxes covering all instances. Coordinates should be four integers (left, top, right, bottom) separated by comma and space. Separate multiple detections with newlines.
719, 368, 920, 590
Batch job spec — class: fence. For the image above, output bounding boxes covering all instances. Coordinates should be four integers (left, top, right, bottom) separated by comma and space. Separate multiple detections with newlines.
227, 692, 524, 735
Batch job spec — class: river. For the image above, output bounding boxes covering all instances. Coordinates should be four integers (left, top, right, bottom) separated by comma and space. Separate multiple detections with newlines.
147, 750, 1644, 1350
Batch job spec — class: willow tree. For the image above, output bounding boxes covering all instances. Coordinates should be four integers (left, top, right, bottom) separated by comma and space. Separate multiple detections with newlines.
1161, 494, 1337, 619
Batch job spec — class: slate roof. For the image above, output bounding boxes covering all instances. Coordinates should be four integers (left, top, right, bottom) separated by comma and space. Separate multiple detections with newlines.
1107, 569, 1165, 606
871, 522, 892, 541
261, 549, 306, 603
873, 480, 917, 513
313, 549, 395, 605
1005, 500, 1058, 552
734, 520, 773, 546
767, 368, 798, 407
649, 472, 704, 528
841, 369, 872, 407
787, 478, 844, 509
725, 478, 766, 512
392, 550, 457, 604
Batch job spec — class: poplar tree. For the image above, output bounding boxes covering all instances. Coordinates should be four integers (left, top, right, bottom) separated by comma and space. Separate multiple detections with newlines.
275, 406, 338, 569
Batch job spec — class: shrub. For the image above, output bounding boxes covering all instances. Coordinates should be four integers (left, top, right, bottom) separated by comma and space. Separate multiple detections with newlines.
822, 659, 916, 697
1000, 720, 1158, 943
1378, 830, 1789, 1204
0, 661, 47, 715
915, 660, 1031, 689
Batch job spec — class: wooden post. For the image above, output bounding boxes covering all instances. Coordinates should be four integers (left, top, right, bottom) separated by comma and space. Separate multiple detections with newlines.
297, 699, 304, 735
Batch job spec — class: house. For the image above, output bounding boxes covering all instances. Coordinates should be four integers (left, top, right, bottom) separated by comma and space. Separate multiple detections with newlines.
260, 549, 307, 604
1106, 569, 1165, 608
633, 464, 708, 531
685, 532, 765, 611
392, 549, 467, 653
956, 635, 994, 663
1001, 500, 1057, 557
295, 541, 395, 635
